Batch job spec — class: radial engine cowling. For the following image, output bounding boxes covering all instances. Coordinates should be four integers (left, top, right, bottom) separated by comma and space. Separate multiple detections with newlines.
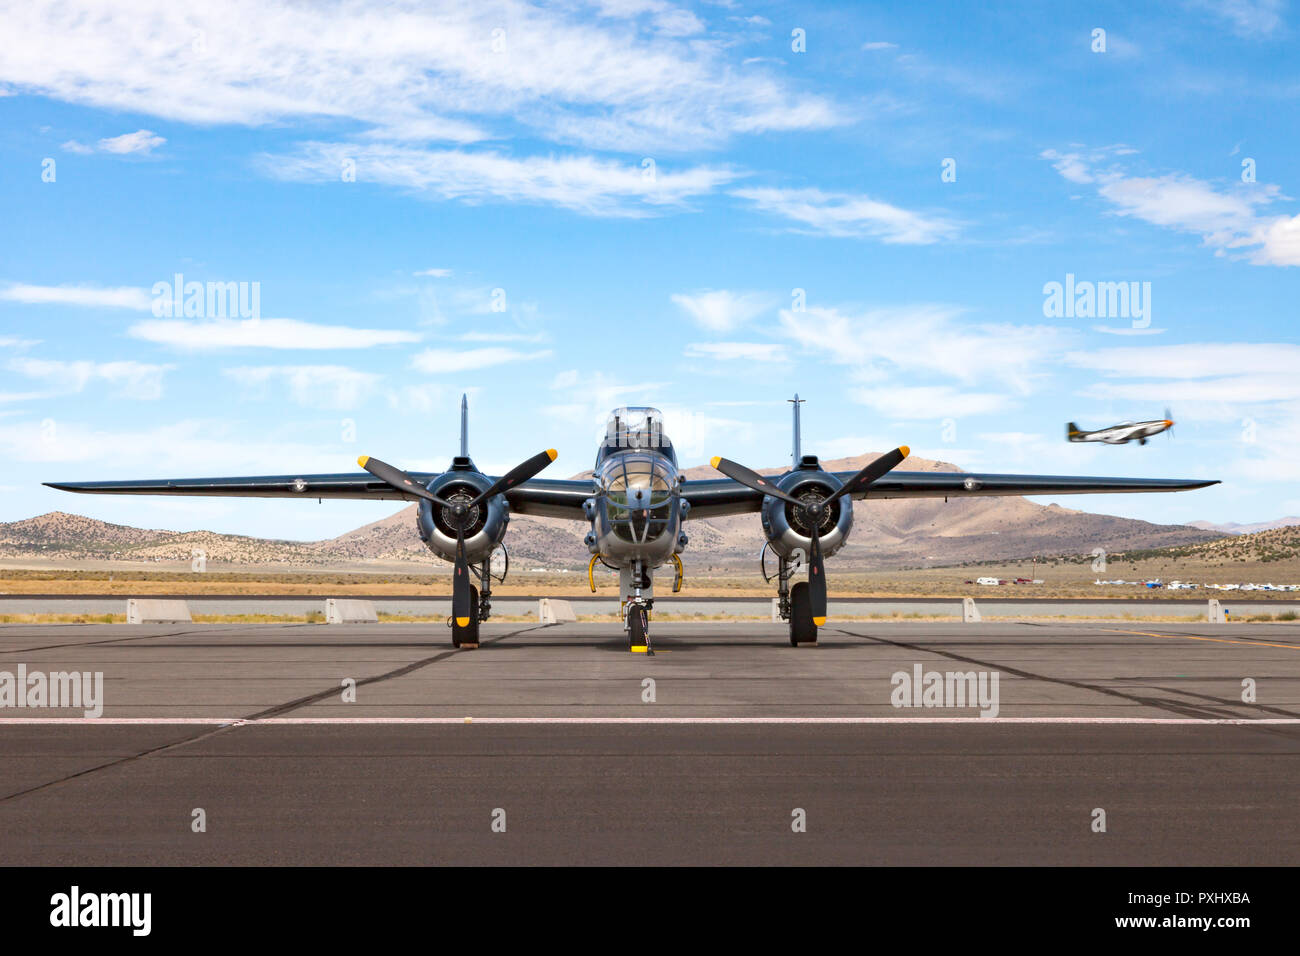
759, 470, 853, 560
416, 472, 509, 564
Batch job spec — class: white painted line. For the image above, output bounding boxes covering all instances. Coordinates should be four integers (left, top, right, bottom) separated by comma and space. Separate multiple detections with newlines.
1, 716, 1298, 726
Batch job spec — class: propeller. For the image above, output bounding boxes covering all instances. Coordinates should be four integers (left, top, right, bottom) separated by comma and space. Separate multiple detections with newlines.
1164, 407, 1175, 440
358, 449, 557, 627
711, 446, 909, 626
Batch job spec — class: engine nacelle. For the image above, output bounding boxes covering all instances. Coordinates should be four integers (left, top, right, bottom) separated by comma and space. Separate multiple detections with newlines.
416, 471, 509, 565
759, 468, 853, 560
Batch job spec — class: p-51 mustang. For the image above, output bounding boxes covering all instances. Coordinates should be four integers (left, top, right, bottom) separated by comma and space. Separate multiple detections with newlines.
48, 395, 1216, 652
1067, 410, 1174, 445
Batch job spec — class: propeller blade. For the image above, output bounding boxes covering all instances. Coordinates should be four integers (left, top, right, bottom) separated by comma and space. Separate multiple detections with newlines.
826, 446, 910, 503
710, 456, 805, 507
807, 521, 827, 626
358, 455, 450, 506
452, 526, 472, 628
469, 449, 558, 507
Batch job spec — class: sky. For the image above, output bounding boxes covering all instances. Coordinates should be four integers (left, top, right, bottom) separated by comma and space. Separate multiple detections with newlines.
1, 0, 1298, 541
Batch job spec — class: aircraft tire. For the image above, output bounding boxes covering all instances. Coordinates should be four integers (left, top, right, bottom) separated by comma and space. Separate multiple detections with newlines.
451, 585, 480, 648
628, 604, 648, 650
789, 581, 818, 646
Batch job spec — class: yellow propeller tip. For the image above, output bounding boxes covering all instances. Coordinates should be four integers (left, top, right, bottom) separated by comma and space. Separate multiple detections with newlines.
813, 616, 826, 626
899, 446, 910, 458
455, 617, 470, 627
357, 455, 369, 468
630, 645, 649, 653
710, 456, 721, 469
546, 448, 558, 461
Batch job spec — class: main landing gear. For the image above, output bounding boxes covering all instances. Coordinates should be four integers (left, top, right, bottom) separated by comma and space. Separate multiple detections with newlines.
449, 549, 506, 649
764, 543, 818, 647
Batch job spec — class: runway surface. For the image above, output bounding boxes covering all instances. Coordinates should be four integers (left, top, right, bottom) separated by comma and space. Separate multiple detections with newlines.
2, 620, 1298, 864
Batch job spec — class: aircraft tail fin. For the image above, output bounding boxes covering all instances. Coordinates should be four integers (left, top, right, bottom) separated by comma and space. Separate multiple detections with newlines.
459, 394, 469, 457
1066, 422, 1083, 440
788, 394, 805, 468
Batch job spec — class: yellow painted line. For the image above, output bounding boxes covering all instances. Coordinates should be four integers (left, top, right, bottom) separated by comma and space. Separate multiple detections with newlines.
1100, 626, 1300, 651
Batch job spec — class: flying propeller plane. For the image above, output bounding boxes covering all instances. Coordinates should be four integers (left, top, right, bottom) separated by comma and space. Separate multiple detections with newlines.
1067, 409, 1175, 445
46, 395, 1218, 652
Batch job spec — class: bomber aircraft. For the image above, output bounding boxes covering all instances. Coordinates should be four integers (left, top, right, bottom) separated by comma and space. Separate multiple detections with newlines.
1067, 410, 1175, 445
47, 395, 1217, 652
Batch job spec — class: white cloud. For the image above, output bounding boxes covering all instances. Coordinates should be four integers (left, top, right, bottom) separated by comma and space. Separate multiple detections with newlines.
671, 289, 773, 331
223, 365, 380, 409
262, 143, 736, 217
781, 305, 1072, 393
413, 268, 453, 277
129, 317, 421, 350
862, 41, 898, 50
1043, 148, 1300, 266
3, 418, 349, 472
1065, 343, 1300, 380
733, 187, 961, 243
60, 139, 93, 154
410, 346, 552, 373
9, 359, 174, 400
0, 1, 838, 154
684, 341, 786, 362
851, 385, 1014, 419
97, 129, 165, 154
1188, 0, 1284, 36
0, 283, 152, 309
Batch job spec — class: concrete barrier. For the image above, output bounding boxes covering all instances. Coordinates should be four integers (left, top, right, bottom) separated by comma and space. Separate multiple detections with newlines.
1207, 599, 1225, 623
126, 598, 192, 624
326, 598, 378, 624
962, 597, 982, 623
538, 598, 577, 624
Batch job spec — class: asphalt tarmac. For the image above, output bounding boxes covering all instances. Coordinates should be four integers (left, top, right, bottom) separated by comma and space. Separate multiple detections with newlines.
1, 620, 1298, 864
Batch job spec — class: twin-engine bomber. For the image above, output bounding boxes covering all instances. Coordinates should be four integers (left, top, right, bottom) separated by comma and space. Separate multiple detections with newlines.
47, 395, 1218, 652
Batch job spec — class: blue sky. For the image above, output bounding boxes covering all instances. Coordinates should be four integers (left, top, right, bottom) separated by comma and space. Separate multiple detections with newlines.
2, 0, 1298, 540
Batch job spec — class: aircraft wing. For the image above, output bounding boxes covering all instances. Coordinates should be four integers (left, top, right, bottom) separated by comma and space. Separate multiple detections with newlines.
43, 473, 596, 518
680, 471, 1220, 519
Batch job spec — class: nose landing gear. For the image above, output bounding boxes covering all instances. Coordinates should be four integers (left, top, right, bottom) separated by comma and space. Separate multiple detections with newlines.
623, 560, 655, 655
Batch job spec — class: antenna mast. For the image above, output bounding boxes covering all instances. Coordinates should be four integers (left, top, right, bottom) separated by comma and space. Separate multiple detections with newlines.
459, 394, 469, 457
789, 394, 805, 467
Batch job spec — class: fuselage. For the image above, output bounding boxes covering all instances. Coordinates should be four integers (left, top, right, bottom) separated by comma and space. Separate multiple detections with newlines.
583, 407, 685, 571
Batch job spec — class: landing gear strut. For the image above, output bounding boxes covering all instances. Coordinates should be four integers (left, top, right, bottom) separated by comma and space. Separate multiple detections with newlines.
449, 552, 504, 649
623, 560, 654, 655
765, 545, 817, 647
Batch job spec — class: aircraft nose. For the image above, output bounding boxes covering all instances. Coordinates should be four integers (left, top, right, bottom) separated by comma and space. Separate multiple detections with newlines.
1163, 419, 1174, 427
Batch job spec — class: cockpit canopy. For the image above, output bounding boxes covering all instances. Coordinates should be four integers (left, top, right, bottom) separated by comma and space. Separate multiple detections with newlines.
603, 407, 670, 452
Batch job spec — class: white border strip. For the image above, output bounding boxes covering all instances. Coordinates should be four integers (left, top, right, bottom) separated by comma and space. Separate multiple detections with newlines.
2, 716, 1299, 725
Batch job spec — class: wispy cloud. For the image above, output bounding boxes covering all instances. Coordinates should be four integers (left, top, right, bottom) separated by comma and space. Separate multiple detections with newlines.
410, 346, 552, 373
129, 318, 421, 350
223, 365, 379, 409
733, 187, 961, 243
1043, 148, 1300, 266
671, 289, 773, 331
262, 143, 737, 217
97, 129, 165, 154
684, 341, 786, 362
1188, 0, 1285, 37
1, 283, 152, 309
8, 358, 174, 400
1, 1, 838, 153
